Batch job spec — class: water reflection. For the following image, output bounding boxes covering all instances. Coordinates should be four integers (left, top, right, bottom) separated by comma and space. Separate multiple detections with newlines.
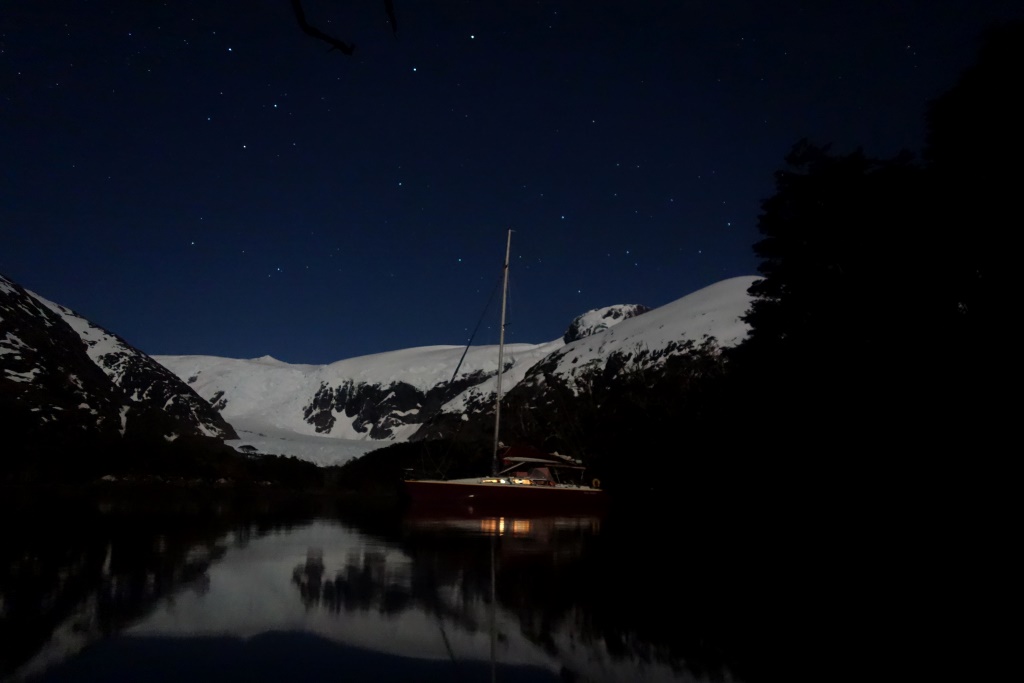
2, 498, 744, 682
0, 496, 238, 681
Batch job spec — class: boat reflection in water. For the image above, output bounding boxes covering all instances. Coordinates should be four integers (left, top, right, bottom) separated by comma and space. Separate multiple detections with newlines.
402, 508, 604, 565
400, 510, 607, 683
405, 510, 602, 540
7, 504, 742, 683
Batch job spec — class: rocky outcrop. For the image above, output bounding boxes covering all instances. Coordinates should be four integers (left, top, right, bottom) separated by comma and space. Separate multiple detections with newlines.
302, 369, 490, 439
562, 304, 651, 343
34, 293, 236, 441
1, 273, 236, 461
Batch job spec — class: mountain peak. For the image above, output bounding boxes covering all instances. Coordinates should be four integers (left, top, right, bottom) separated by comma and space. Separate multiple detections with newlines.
562, 304, 652, 343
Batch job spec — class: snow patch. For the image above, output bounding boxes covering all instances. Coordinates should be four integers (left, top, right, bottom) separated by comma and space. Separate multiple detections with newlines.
119, 406, 130, 436
5, 367, 39, 382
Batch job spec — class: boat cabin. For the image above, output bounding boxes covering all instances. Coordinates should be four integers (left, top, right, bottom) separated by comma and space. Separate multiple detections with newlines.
481, 445, 589, 487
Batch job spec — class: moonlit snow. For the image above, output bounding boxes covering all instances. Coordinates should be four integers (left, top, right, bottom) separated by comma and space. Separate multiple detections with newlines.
155, 276, 757, 466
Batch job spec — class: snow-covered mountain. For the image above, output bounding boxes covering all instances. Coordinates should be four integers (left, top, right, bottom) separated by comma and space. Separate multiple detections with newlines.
562, 304, 651, 343
2, 270, 756, 469
517, 276, 755, 397
155, 276, 758, 465
1, 273, 235, 459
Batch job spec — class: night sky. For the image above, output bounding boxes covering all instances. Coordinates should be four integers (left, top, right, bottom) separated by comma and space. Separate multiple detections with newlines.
3, 1, 1021, 364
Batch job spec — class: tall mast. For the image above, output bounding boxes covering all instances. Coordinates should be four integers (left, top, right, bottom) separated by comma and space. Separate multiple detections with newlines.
492, 228, 512, 476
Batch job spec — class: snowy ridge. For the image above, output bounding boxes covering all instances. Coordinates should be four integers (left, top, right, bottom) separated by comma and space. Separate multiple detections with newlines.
156, 340, 565, 462
562, 304, 651, 343
32, 293, 235, 440
155, 276, 757, 465
533, 276, 757, 391
1, 272, 236, 446
1, 273, 126, 440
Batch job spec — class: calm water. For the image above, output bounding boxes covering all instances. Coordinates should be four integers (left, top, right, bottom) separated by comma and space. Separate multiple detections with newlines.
1, 492, 801, 682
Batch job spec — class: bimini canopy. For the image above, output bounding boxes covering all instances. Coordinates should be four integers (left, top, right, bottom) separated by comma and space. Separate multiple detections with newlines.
499, 444, 586, 469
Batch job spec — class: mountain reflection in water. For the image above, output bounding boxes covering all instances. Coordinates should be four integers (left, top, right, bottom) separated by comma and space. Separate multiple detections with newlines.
2, 497, 747, 682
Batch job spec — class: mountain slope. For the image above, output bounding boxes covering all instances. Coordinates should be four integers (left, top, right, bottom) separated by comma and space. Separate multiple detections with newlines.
515, 276, 756, 397
2, 275, 128, 450
34, 293, 236, 441
1, 273, 236, 466
156, 341, 560, 444
155, 276, 758, 464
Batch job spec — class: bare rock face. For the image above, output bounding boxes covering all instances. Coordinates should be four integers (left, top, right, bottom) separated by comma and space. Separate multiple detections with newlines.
301, 369, 491, 439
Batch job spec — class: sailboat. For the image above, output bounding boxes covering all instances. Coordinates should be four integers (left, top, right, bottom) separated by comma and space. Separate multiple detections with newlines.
402, 229, 607, 512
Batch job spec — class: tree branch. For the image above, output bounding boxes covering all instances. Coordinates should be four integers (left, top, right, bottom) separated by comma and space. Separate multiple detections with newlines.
289, 0, 355, 55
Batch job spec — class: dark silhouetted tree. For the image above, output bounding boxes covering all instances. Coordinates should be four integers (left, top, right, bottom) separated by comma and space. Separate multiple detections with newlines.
733, 140, 928, 456
924, 19, 1023, 343
743, 141, 924, 358
734, 20, 1023, 457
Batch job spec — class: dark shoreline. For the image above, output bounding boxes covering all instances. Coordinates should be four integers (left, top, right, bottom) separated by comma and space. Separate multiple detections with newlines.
0, 480, 408, 524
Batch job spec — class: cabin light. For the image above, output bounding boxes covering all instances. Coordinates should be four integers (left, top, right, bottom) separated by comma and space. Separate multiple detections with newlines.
479, 518, 508, 535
